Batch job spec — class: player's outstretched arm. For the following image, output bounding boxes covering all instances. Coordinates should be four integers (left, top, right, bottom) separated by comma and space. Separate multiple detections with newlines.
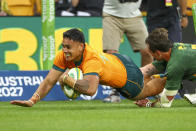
10, 100, 34, 107
10, 68, 63, 107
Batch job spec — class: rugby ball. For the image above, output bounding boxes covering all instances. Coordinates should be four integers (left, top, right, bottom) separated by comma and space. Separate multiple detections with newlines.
63, 68, 83, 99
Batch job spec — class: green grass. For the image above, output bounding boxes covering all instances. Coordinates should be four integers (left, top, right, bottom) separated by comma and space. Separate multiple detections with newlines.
0, 99, 196, 131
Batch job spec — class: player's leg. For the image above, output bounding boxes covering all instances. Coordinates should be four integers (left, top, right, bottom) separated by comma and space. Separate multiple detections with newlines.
102, 12, 123, 53
112, 53, 144, 100
133, 78, 166, 100
180, 80, 196, 104
102, 12, 124, 102
125, 16, 153, 67
167, 15, 182, 42
102, 88, 121, 103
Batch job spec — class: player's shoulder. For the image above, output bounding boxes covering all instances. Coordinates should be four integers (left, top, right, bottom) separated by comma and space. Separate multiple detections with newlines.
84, 44, 100, 59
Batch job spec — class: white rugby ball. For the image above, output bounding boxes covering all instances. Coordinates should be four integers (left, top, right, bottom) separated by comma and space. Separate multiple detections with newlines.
63, 68, 83, 99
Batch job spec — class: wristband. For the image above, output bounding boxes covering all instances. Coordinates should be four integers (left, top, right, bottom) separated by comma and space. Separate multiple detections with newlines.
72, 80, 76, 89
28, 100, 34, 105
30, 92, 40, 104
35, 92, 41, 100
63, 74, 68, 83
63, 74, 76, 89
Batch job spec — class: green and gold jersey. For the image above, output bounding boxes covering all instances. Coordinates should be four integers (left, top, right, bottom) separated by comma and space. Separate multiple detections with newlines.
153, 43, 196, 90
53, 44, 127, 88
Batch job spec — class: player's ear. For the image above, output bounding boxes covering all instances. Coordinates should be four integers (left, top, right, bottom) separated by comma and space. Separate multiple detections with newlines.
154, 50, 160, 55
156, 50, 163, 59
79, 43, 84, 51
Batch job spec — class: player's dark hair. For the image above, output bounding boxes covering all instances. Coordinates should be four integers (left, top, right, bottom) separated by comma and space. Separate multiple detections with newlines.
63, 28, 85, 44
145, 28, 173, 53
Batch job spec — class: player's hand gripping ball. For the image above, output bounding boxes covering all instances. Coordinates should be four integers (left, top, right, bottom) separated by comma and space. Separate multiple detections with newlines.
63, 68, 83, 99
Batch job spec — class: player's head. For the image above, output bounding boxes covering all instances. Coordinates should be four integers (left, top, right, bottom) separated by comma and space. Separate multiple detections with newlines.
145, 28, 173, 53
145, 28, 173, 60
63, 28, 85, 44
62, 28, 85, 61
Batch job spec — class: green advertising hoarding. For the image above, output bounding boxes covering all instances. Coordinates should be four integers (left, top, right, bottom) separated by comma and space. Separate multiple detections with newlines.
42, 0, 55, 70
193, 3, 196, 35
0, 17, 141, 71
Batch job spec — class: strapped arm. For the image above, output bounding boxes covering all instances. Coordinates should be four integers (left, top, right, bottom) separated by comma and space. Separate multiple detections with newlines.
153, 89, 178, 108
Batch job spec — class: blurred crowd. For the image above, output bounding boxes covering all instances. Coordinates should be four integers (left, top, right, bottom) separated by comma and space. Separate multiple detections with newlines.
0, 0, 41, 16
0, 0, 104, 16
0, 0, 194, 17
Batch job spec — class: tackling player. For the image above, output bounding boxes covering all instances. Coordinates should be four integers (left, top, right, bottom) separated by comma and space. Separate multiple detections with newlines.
10, 28, 164, 107
135, 28, 196, 108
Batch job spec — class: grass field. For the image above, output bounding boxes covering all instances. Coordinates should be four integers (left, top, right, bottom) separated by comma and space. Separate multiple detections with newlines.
1, 99, 196, 131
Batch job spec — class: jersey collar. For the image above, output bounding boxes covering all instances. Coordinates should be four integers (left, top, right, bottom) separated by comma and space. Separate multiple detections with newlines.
74, 44, 85, 66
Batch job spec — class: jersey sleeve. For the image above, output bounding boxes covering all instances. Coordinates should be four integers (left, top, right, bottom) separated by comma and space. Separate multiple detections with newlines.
53, 51, 66, 72
165, 70, 183, 90
82, 58, 102, 77
164, 62, 184, 90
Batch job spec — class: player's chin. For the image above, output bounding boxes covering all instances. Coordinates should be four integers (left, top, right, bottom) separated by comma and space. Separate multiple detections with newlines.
65, 55, 73, 61
67, 58, 75, 62
65, 57, 71, 61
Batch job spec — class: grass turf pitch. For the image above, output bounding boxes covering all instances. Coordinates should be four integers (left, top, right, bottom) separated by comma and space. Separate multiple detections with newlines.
1, 99, 196, 131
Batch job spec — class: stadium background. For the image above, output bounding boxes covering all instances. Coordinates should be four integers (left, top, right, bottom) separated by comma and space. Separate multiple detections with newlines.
0, 5, 195, 101
1, 16, 195, 70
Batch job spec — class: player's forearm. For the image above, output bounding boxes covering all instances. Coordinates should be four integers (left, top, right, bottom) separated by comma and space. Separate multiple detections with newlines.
63, 75, 97, 96
141, 64, 159, 76
29, 79, 56, 104
74, 79, 92, 95
140, 63, 160, 83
